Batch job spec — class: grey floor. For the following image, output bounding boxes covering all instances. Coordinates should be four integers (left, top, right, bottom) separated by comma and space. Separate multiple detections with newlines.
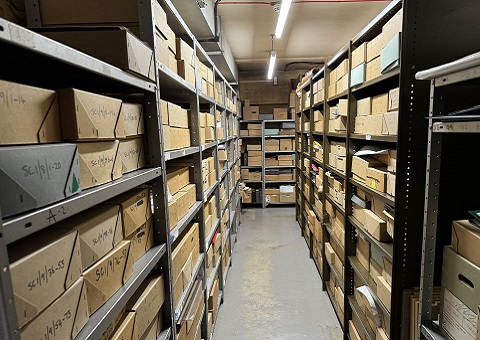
213, 207, 342, 340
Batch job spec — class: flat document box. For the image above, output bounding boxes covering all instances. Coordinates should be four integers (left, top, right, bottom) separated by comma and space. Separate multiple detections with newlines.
77, 140, 123, 189
20, 278, 89, 340
42, 27, 155, 81
0, 79, 61, 145
9, 228, 82, 328
0, 143, 81, 218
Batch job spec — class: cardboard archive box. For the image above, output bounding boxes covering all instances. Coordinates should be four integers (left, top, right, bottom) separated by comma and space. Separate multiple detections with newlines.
0, 79, 61, 145
9, 228, 83, 328
104, 188, 152, 238
42, 27, 155, 81
119, 137, 145, 174
0, 143, 81, 218
126, 274, 165, 339
20, 278, 89, 340
77, 140, 123, 189
58, 88, 124, 140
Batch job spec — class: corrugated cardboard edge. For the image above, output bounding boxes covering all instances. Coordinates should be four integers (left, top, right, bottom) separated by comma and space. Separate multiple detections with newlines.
64, 144, 81, 196
112, 141, 123, 181
65, 231, 83, 290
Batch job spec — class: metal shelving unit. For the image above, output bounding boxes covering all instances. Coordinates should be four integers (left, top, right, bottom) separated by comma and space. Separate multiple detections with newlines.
416, 51, 480, 340
0, 0, 242, 339
294, 1, 476, 338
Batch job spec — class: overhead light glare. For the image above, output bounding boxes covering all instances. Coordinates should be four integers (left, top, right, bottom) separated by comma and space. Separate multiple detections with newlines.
267, 51, 277, 79
275, 0, 293, 39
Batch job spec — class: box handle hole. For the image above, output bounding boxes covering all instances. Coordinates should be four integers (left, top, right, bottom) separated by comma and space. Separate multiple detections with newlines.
458, 274, 474, 289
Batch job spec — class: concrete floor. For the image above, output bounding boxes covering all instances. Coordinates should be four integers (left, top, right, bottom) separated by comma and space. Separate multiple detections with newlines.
213, 207, 342, 340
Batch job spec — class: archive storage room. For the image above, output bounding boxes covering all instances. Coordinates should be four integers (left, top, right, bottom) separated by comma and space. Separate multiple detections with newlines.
0, 0, 480, 340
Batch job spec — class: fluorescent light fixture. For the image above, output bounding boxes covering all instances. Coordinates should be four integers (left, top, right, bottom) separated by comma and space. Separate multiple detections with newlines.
275, 0, 293, 39
267, 51, 276, 79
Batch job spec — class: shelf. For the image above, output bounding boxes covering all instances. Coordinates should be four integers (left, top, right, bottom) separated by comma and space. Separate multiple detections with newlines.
325, 224, 345, 253
264, 150, 295, 154
199, 91, 216, 105
327, 90, 348, 103
311, 156, 323, 165
263, 119, 295, 123
76, 244, 166, 339
326, 286, 344, 329
349, 216, 393, 262
350, 178, 395, 205
265, 165, 295, 169
243, 180, 262, 184
202, 141, 218, 150
312, 206, 324, 222
348, 296, 375, 340
170, 201, 203, 245
325, 193, 345, 216
312, 131, 324, 137
207, 257, 222, 295
326, 132, 347, 138
312, 101, 324, 108
312, 253, 324, 281
220, 169, 228, 180
3, 167, 161, 245
351, 69, 400, 93
0, 18, 156, 94
349, 256, 391, 319
265, 135, 296, 138
158, 62, 196, 94
241, 166, 262, 169
174, 253, 205, 321
266, 201, 296, 205
325, 257, 344, 292
204, 182, 219, 202
215, 101, 226, 110
325, 165, 346, 179
206, 218, 220, 248
165, 146, 200, 161
223, 256, 232, 288
239, 136, 262, 139
350, 133, 397, 143
266, 180, 296, 184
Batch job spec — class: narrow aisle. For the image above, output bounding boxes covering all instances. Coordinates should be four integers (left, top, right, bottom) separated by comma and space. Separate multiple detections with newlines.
213, 208, 342, 340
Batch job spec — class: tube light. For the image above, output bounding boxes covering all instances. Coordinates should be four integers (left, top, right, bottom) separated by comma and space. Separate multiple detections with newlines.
267, 51, 277, 79
275, 0, 293, 39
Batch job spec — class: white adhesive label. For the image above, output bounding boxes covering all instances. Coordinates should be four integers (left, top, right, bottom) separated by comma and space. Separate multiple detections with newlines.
442, 288, 477, 340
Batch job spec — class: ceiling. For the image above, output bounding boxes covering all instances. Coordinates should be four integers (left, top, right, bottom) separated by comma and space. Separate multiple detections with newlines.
218, 0, 391, 73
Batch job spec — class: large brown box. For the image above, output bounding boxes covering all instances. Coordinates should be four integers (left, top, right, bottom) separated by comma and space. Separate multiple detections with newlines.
274, 108, 288, 120
280, 139, 293, 151
105, 188, 152, 238
365, 167, 387, 193
121, 103, 144, 137
372, 93, 389, 115
129, 218, 155, 263
42, 27, 155, 81
9, 229, 82, 328
352, 42, 367, 68
163, 126, 191, 151
280, 193, 295, 203
0, 80, 61, 145
172, 223, 200, 292
58, 89, 123, 140
119, 137, 145, 174
20, 278, 89, 340
77, 140, 123, 189
177, 60, 196, 87
452, 220, 480, 268
126, 275, 165, 339
83, 240, 134, 315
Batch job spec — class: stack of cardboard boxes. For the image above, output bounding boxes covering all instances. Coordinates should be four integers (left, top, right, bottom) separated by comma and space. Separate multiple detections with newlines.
215, 109, 225, 140
354, 88, 399, 136
166, 166, 197, 229
215, 80, 223, 103
328, 59, 349, 99
326, 174, 345, 210
350, 9, 402, 87
279, 185, 295, 203
197, 61, 215, 98
313, 110, 324, 132
219, 180, 227, 210
204, 194, 218, 240
176, 38, 196, 87
312, 78, 325, 105
10, 187, 156, 339
0, 80, 149, 219
273, 107, 288, 120
353, 233, 392, 338
171, 222, 200, 311
202, 156, 217, 192
176, 279, 204, 340
218, 149, 228, 173
207, 277, 220, 336
247, 143, 262, 167
328, 99, 348, 133
161, 99, 191, 151
328, 141, 347, 174
325, 238, 345, 285
200, 112, 216, 143
242, 100, 260, 121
